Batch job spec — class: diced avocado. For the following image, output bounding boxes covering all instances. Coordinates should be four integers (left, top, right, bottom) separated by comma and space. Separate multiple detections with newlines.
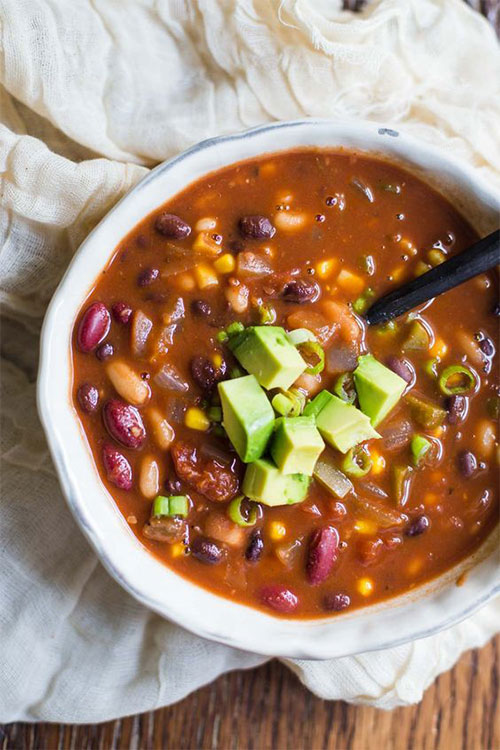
303, 389, 333, 419
270, 416, 325, 476
242, 458, 310, 507
314, 392, 380, 454
354, 354, 406, 427
218, 375, 274, 463
229, 326, 306, 390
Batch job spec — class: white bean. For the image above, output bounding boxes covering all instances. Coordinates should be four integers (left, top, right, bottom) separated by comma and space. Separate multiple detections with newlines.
148, 408, 175, 450
139, 455, 160, 499
474, 419, 497, 459
106, 360, 150, 406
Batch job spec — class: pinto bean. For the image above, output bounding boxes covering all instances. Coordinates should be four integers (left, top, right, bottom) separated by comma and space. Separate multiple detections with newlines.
77, 383, 99, 413
102, 444, 133, 490
282, 279, 320, 304
112, 301, 133, 325
103, 399, 146, 449
259, 584, 299, 613
106, 360, 150, 406
239, 215, 276, 239
155, 213, 191, 239
306, 526, 339, 585
191, 537, 223, 564
77, 302, 111, 353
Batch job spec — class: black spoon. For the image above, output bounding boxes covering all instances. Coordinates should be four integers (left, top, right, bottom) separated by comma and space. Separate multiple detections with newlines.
364, 229, 500, 326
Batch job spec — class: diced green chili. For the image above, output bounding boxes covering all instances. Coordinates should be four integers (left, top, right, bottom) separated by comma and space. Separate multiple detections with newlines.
287, 328, 317, 346
333, 372, 357, 404
341, 446, 372, 477
405, 393, 447, 429
258, 303, 276, 325
352, 287, 375, 314
298, 340, 325, 375
152, 495, 189, 518
228, 495, 257, 527
410, 435, 432, 466
272, 388, 305, 417
424, 358, 439, 377
391, 464, 413, 506
403, 320, 430, 351
438, 365, 476, 396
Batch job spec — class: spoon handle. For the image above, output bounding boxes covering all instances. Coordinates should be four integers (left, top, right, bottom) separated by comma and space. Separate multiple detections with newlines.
364, 229, 500, 326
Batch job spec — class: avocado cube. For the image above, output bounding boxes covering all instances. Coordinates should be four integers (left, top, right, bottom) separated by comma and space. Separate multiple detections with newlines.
354, 354, 406, 427
314, 392, 380, 454
229, 326, 306, 390
270, 416, 325, 476
242, 458, 310, 507
218, 375, 274, 463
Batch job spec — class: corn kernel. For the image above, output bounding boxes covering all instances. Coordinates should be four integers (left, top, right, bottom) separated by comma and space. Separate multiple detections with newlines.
429, 337, 448, 358
214, 253, 236, 274
357, 577, 374, 596
269, 521, 287, 540
369, 449, 386, 475
336, 269, 365, 296
212, 353, 223, 369
192, 231, 222, 257
315, 258, 337, 279
194, 263, 219, 289
354, 519, 378, 535
185, 407, 210, 431
171, 543, 187, 558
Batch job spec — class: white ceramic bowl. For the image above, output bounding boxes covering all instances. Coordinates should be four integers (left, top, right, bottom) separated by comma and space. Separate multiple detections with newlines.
38, 119, 500, 659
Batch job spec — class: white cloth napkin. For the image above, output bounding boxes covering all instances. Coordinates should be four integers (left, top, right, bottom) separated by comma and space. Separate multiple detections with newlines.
1, 0, 499, 723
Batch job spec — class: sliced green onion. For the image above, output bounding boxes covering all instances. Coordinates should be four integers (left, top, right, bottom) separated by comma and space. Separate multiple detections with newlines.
226, 321, 245, 336
405, 393, 446, 429
424, 358, 439, 377
403, 320, 430, 351
298, 340, 325, 375
228, 495, 257, 527
272, 389, 305, 417
303, 389, 331, 418
438, 365, 476, 396
410, 435, 432, 466
341, 446, 372, 477
207, 406, 222, 422
152, 495, 189, 518
216, 330, 228, 343
272, 392, 295, 417
333, 373, 356, 404
287, 328, 317, 346
352, 287, 375, 315
258, 303, 276, 325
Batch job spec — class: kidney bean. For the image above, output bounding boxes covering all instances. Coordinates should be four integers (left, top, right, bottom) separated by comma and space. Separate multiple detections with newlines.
386, 356, 414, 384
323, 592, 351, 612
259, 584, 298, 614
239, 215, 276, 240
191, 299, 212, 317
245, 530, 264, 562
96, 342, 114, 360
155, 213, 191, 239
77, 383, 99, 413
137, 268, 159, 287
103, 399, 146, 449
112, 301, 133, 325
406, 515, 430, 537
306, 526, 339, 585
282, 279, 320, 304
446, 394, 468, 424
190, 356, 217, 391
77, 302, 111, 353
191, 537, 223, 565
102, 444, 133, 490
458, 450, 477, 478
479, 337, 494, 357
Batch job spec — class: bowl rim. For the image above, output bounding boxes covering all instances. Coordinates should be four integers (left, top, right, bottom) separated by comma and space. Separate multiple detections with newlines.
37, 118, 500, 659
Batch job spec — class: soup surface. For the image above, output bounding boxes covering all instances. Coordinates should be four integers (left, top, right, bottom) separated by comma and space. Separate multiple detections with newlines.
72, 149, 499, 617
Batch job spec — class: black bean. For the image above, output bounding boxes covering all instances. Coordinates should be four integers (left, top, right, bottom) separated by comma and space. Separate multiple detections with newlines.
282, 279, 320, 304
77, 383, 99, 413
191, 537, 223, 564
406, 515, 430, 537
190, 356, 217, 391
191, 299, 212, 317
386, 356, 413, 384
239, 215, 276, 240
96, 342, 114, 360
137, 268, 159, 286
165, 476, 182, 495
112, 301, 133, 325
492, 303, 500, 317
323, 592, 351, 612
155, 213, 191, 239
446, 394, 468, 424
245, 530, 264, 562
479, 337, 494, 357
458, 450, 477, 478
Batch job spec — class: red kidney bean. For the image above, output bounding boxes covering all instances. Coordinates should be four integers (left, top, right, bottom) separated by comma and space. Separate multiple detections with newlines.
77, 383, 99, 413
112, 301, 133, 325
386, 356, 414, 384
102, 444, 133, 490
190, 356, 217, 391
458, 450, 477, 478
446, 394, 468, 424
405, 515, 430, 537
306, 526, 339, 585
323, 592, 351, 612
239, 215, 276, 240
479, 337, 494, 357
191, 537, 223, 564
245, 530, 264, 562
155, 213, 191, 239
259, 584, 298, 614
137, 268, 159, 287
103, 399, 146, 449
282, 279, 320, 304
77, 302, 111, 353
96, 342, 114, 360
191, 299, 212, 317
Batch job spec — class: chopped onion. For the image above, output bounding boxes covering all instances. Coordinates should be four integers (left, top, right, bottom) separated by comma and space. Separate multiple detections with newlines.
357, 481, 388, 499
313, 456, 354, 498
325, 345, 358, 374
154, 364, 188, 392
351, 496, 405, 527
131, 310, 153, 357
236, 252, 273, 277
379, 419, 413, 451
